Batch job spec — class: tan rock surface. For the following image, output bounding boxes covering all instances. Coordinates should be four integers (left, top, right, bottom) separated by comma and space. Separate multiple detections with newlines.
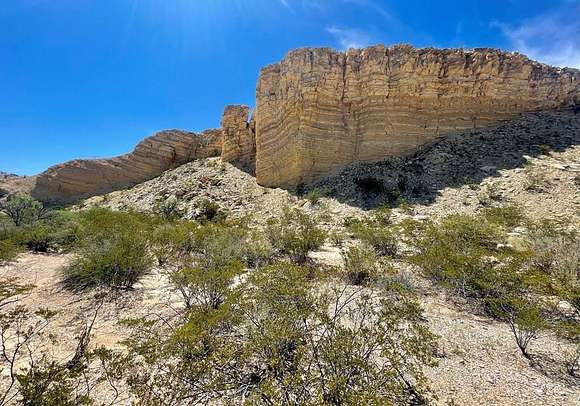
31, 129, 222, 204
220, 105, 256, 171
255, 45, 580, 188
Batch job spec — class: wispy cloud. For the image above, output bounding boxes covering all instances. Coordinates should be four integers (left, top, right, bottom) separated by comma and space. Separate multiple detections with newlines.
326, 26, 372, 50
278, 0, 295, 12
492, 3, 580, 68
342, 0, 391, 19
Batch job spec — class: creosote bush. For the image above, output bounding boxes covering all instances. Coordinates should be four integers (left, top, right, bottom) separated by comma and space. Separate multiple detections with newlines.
63, 209, 155, 290
341, 244, 382, 285
482, 205, 525, 228
170, 222, 248, 309
195, 199, 227, 223
488, 295, 547, 358
406, 212, 579, 359
347, 208, 398, 257
266, 207, 326, 263
0, 194, 47, 227
113, 262, 437, 405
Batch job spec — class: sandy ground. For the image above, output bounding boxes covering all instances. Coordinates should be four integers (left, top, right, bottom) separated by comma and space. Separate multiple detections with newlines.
1, 252, 578, 405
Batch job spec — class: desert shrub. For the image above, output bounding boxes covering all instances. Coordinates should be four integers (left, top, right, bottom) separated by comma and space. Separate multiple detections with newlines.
117, 262, 438, 405
0, 195, 47, 226
150, 222, 193, 266
63, 209, 154, 290
524, 222, 579, 287
408, 214, 510, 300
304, 188, 330, 205
373, 205, 393, 226
170, 223, 248, 309
0, 188, 8, 198
18, 224, 53, 253
16, 360, 93, 406
348, 221, 398, 257
154, 196, 183, 220
477, 183, 503, 206
243, 230, 275, 268
488, 295, 547, 358
341, 245, 381, 285
328, 229, 347, 248
64, 233, 152, 290
171, 260, 243, 310
0, 239, 20, 265
194, 199, 226, 223
266, 208, 326, 263
482, 206, 525, 228
3, 210, 81, 254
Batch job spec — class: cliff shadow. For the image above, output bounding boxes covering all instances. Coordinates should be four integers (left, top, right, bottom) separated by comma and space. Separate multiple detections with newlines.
307, 108, 580, 210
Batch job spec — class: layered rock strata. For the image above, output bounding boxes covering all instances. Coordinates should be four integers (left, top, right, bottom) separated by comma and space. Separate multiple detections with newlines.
221, 105, 256, 171
31, 129, 222, 204
25, 45, 580, 203
255, 45, 580, 188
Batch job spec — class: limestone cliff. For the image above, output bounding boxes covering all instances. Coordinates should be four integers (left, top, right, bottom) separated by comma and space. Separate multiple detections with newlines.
220, 105, 256, 171
24, 45, 580, 203
255, 45, 580, 188
31, 129, 222, 204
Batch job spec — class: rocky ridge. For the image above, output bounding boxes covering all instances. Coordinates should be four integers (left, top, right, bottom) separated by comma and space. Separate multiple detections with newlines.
31, 129, 223, 204
13, 45, 580, 204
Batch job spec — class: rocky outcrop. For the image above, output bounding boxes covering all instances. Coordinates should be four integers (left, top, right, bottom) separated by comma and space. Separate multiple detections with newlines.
255, 45, 580, 188
0, 173, 36, 197
31, 129, 222, 204
220, 105, 256, 171
24, 45, 580, 203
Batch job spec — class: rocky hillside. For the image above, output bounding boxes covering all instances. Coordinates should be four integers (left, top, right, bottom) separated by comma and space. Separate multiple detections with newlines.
21, 45, 580, 205
10, 109, 580, 406
84, 109, 580, 227
0, 172, 36, 197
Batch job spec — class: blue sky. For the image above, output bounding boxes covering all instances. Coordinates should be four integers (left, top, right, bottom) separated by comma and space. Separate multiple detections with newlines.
1, 0, 579, 175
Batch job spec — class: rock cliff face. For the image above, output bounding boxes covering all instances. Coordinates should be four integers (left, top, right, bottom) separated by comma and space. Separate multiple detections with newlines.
255, 45, 580, 188
31, 129, 222, 204
25, 45, 580, 203
220, 105, 256, 171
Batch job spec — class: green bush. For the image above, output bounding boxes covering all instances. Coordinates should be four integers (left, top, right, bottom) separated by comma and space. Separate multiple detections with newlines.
0, 194, 47, 226
487, 295, 547, 358
195, 199, 226, 223
304, 188, 330, 205
408, 214, 511, 300
0, 239, 20, 265
243, 230, 275, 268
63, 209, 155, 290
154, 196, 183, 220
482, 206, 525, 228
341, 245, 381, 285
150, 222, 193, 266
0, 210, 81, 255
170, 222, 248, 308
266, 208, 326, 263
348, 221, 398, 257
117, 262, 438, 405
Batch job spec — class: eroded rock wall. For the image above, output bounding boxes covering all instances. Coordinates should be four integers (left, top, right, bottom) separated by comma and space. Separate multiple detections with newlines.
32, 129, 222, 204
221, 105, 256, 171
255, 45, 580, 188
